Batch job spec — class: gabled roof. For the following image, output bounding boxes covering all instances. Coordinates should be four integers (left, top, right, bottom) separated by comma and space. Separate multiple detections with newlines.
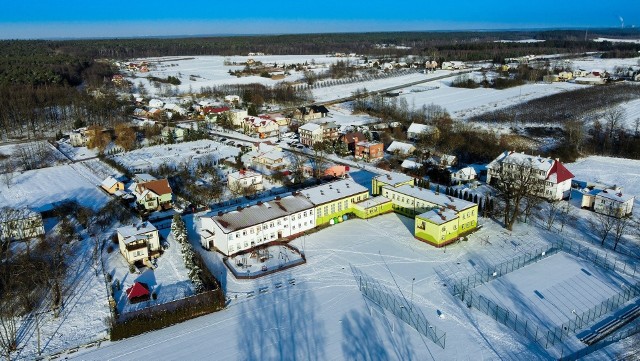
310, 105, 329, 114
546, 160, 574, 183
126, 282, 150, 300
302, 179, 369, 206
203, 106, 230, 114
407, 122, 435, 135
140, 179, 172, 196
340, 132, 365, 144
299, 123, 322, 132
118, 222, 157, 244
101, 176, 121, 189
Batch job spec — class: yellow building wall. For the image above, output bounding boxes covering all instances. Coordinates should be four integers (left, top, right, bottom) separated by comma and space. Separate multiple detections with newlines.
315, 191, 369, 225
372, 177, 414, 195
353, 201, 393, 219
414, 216, 459, 247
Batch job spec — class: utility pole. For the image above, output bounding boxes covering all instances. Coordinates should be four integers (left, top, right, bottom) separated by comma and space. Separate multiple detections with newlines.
411, 277, 415, 312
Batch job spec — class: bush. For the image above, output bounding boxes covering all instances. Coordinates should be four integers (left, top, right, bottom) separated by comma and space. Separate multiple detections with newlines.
129, 264, 136, 274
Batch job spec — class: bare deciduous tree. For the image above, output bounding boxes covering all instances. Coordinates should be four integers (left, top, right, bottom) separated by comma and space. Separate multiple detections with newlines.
589, 205, 617, 246
612, 215, 632, 251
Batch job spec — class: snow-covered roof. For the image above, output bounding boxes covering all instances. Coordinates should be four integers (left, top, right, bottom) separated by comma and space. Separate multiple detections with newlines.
302, 179, 369, 206
385, 184, 476, 212
596, 189, 635, 203
386, 141, 415, 154
401, 159, 422, 169
488, 151, 554, 172
354, 196, 391, 208
418, 208, 459, 225
134, 173, 157, 183
407, 123, 435, 135
455, 167, 477, 177
228, 169, 262, 180
208, 194, 315, 233
149, 99, 164, 108
101, 176, 121, 189
117, 222, 157, 244
374, 172, 413, 186
299, 123, 322, 132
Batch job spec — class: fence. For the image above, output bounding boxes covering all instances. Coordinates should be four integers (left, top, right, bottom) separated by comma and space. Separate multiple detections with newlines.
546, 281, 640, 347
452, 243, 561, 298
448, 239, 640, 351
351, 266, 446, 349
558, 320, 640, 360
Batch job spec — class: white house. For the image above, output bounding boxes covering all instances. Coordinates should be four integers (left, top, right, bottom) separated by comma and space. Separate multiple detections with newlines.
224, 95, 241, 104
230, 109, 249, 126
243, 116, 280, 138
149, 99, 164, 108
200, 194, 315, 255
451, 167, 477, 182
70, 128, 88, 147
386, 141, 416, 155
486, 151, 574, 200
299, 122, 323, 146
0, 208, 45, 241
117, 222, 161, 264
407, 122, 436, 141
594, 189, 634, 217
228, 169, 264, 193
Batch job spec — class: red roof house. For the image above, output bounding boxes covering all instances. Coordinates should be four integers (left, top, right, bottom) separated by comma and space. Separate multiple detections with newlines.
126, 282, 150, 303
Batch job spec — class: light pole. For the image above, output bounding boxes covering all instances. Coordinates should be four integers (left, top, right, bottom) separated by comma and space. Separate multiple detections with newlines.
411, 277, 415, 311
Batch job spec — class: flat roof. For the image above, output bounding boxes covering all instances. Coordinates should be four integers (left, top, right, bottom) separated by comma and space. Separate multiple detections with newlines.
384, 184, 476, 211
302, 179, 369, 206
207, 194, 314, 233
354, 196, 391, 208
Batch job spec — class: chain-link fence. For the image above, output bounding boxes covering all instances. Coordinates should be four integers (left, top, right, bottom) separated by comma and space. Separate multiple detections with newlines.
448, 240, 640, 351
558, 320, 640, 361
351, 266, 446, 349
451, 243, 561, 298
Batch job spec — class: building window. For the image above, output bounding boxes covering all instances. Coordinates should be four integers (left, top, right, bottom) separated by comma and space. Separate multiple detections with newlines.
303, 211, 307, 217
242, 230, 247, 236
338, 203, 342, 211
310, 209, 313, 215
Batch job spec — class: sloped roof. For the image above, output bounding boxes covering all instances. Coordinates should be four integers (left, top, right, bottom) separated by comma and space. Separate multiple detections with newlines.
118, 222, 157, 244
386, 184, 476, 212
374, 172, 413, 186
341, 132, 366, 144
101, 176, 121, 189
140, 179, 172, 196
547, 161, 574, 183
386, 141, 415, 154
299, 123, 322, 132
126, 282, 150, 300
407, 123, 434, 134
302, 179, 369, 206
418, 208, 459, 225
596, 189, 634, 203
208, 194, 314, 233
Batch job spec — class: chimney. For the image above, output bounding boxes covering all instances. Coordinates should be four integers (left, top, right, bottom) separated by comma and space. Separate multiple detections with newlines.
218, 211, 223, 216
237, 206, 243, 211
257, 201, 263, 205
275, 196, 281, 200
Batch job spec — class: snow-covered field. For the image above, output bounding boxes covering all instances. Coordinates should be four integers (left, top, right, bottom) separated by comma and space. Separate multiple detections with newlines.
400, 79, 587, 120
130, 55, 353, 95
615, 98, 640, 130
66, 210, 636, 361
111, 140, 239, 173
566, 156, 640, 210
311, 70, 455, 103
567, 55, 640, 73
475, 251, 635, 330
0, 164, 110, 211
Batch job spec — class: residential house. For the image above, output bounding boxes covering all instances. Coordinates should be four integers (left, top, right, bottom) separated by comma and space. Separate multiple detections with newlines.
243, 116, 280, 138
200, 194, 316, 255
230, 109, 249, 127
451, 167, 477, 183
70, 128, 88, 147
372, 172, 414, 195
355, 141, 384, 161
324, 165, 349, 178
293, 105, 329, 121
228, 169, 264, 193
339, 132, 366, 153
161, 126, 185, 142
224, 95, 241, 104
101, 176, 125, 195
381, 184, 478, 247
203, 106, 230, 122
427, 154, 457, 168
264, 113, 290, 126
245, 142, 288, 171
299, 121, 339, 146
386, 141, 416, 155
0, 208, 45, 241
131, 178, 173, 211
401, 159, 423, 170
302, 178, 370, 226
407, 123, 437, 141
149, 99, 164, 108
441, 61, 465, 70
593, 189, 634, 217
486, 151, 574, 201
117, 222, 161, 264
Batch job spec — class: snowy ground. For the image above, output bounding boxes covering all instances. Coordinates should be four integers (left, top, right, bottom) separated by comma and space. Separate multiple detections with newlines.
567, 55, 640, 73
613, 97, 640, 130
475, 251, 636, 331
0, 163, 110, 211
70, 212, 622, 361
226, 244, 305, 278
129, 55, 355, 95
399, 80, 587, 120
57, 140, 100, 161
566, 156, 640, 210
107, 227, 195, 315
311, 70, 456, 103
110, 139, 239, 173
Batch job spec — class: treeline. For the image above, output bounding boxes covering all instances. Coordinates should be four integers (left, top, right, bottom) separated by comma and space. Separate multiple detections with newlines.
198, 82, 312, 106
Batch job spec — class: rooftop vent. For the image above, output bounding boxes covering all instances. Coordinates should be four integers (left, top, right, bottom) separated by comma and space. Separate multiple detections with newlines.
218, 211, 223, 217
237, 206, 243, 212
275, 196, 281, 200
257, 201, 263, 205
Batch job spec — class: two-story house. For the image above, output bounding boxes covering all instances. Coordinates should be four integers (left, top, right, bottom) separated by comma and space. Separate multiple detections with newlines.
486, 151, 574, 201
298, 120, 339, 147
131, 179, 173, 211
243, 116, 280, 138
355, 141, 384, 161
228, 169, 264, 193
117, 222, 161, 264
293, 105, 329, 122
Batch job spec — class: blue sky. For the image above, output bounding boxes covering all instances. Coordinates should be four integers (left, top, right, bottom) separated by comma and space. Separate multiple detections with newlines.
1, 0, 638, 39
